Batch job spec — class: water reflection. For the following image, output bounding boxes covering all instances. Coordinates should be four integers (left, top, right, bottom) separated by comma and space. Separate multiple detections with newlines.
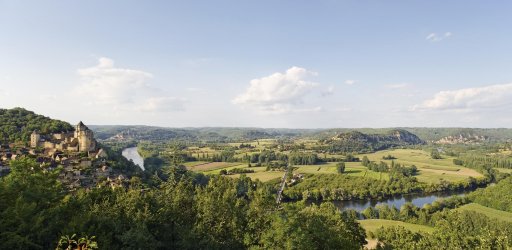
310, 190, 472, 212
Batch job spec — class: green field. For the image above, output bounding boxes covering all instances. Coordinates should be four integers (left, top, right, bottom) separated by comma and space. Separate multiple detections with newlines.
456, 203, 512, 223
186, 162, 243, 172
293, 162, 389, 180
495, 168, 512, 174
344, 162, 390, 180
358, 219, 434, 235
227, 171, 284, 182
182, 161, 208, 167
422, 165, 460, 171
358, 149, 483, 184
203, 165, 284, 182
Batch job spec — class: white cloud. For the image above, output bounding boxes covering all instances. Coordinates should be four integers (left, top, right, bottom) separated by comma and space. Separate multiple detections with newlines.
414, 83, 512, 110
385, 83, 409, 89
426, 32, 452, 42
233, 66, 318, 113
321, 86, 334, 97
76, 57, 153, 105
75, 57, 184, 112
345, 80, 357, 85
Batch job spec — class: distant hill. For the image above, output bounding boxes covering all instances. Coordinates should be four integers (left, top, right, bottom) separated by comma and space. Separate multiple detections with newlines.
89, 125, 317, 142
90, 125, 512, 145
308, 128, 512, 144
321, 129, 425, 153
0, 108, 73, 143
403, 128, 512, 143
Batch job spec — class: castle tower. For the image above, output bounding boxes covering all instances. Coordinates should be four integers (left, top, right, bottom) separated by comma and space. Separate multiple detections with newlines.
30, 130, 40, 148
75, 121, 96, 152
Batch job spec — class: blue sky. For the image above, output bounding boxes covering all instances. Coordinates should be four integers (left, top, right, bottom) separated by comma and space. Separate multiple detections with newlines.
1, 1, 512, 128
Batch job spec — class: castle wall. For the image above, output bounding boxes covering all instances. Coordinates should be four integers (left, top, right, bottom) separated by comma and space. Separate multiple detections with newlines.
32, 122, 97, 153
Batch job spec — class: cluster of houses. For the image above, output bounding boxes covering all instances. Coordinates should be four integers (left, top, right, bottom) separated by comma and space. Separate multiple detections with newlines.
0, 122, 131, 190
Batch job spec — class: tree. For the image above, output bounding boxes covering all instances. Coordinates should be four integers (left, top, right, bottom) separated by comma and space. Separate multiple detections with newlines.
431, 149, 442, 159
337, 162, 346, 174
260, 203, 366, 249
362, 156, 370, 167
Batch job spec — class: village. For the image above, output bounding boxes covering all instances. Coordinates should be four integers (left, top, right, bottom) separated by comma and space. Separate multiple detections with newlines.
0, 121, 129, 190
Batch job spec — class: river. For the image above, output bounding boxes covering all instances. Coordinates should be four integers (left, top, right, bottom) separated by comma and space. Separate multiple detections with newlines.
122, 147, 145, 171
309, 189, 472, 212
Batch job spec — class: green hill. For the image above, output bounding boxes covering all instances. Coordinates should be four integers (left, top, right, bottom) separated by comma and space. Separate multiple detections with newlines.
0, 107, 73, 143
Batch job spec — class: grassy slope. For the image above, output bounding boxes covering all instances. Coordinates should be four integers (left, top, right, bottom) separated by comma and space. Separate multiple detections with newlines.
358, 219, 434, 234
456, 203, 512, 223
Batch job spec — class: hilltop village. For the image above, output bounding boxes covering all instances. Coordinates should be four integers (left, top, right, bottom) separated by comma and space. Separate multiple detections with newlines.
0, 121, 130, 190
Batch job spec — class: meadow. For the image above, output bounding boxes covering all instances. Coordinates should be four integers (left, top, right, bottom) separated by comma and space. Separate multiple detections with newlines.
358, 149, 483, 183
456, 203, 512, 223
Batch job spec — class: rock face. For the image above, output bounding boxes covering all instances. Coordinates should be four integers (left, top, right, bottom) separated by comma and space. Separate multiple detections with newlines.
325, 129, 424, 153
390, 129, 425, 144
436, 134, 487, 144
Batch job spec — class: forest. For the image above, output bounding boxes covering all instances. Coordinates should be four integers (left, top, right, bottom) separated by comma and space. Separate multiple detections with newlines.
0, 158, 367, 249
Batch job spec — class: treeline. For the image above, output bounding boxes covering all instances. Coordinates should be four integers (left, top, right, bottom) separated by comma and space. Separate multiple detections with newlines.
0, 158, 367, 249
284, 173, 488, 201
361, 157, 418, 177
452, 155, 512, 182
284, 174, 423, 201
457, 155, 512, 169
0, 107, 74, 143
219, 168, 254, 175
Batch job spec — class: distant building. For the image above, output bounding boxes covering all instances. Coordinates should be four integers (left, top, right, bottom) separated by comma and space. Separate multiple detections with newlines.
30, 121, 97, 153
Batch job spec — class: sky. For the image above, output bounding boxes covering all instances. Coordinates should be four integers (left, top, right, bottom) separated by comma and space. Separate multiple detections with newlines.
1, 1, 512, 128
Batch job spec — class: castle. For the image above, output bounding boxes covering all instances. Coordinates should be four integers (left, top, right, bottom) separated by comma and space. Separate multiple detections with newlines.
30, 121, 97, 153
